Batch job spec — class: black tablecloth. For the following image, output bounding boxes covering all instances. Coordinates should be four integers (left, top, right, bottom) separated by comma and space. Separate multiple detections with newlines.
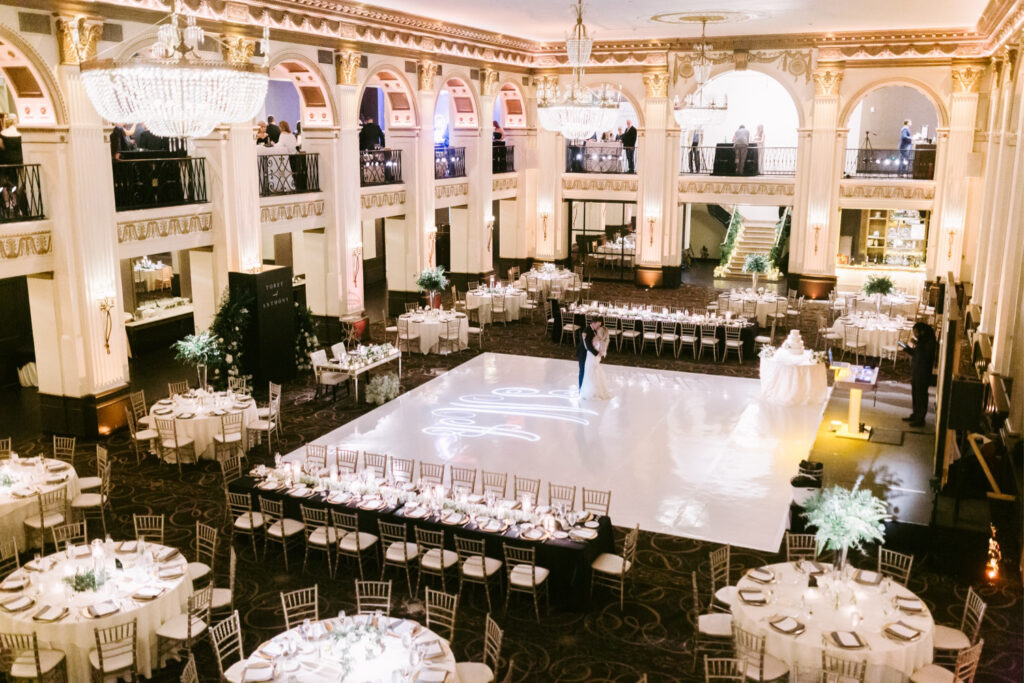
570, 313, 756, 358
232, 477, 614, 608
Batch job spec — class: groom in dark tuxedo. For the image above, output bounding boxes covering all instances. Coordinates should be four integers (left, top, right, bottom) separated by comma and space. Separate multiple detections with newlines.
578, 320, 600, 389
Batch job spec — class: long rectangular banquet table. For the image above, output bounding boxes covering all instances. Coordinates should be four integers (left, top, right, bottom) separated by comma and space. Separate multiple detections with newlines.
322, 349, 402, 402
568, 311, 756, 358
231, 476, 613, 609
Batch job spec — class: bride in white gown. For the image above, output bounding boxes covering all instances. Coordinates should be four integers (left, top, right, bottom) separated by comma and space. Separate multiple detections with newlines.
580, 325, 613, 400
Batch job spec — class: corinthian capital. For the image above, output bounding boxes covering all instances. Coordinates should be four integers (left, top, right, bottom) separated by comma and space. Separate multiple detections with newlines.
812, 67, 843, 96
951, 63, 984, 94
642, 70, 670, 99
418, 60, 438, 92
55, 16, 102, 65
337, 50, 360, 86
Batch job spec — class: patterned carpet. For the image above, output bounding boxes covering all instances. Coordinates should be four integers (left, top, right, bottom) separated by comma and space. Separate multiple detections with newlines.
4, 281, 1020, 682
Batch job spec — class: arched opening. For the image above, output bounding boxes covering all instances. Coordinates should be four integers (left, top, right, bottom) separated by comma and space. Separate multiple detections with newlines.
357, 68, 415, 187
0, 34, 62, 127
494, 82, 526, 129
264, 57, 335, 131
842, 84, 940, 180
564, 87, 641, 174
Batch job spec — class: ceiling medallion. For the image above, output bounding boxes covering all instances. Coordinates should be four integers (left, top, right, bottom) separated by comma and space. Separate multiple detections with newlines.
650, 11, 758, 25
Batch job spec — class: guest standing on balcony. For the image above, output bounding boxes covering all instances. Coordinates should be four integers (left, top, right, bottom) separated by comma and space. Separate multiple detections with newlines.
732, 124, 749, 175
0, 114, 23, 165
256, 121, 271, 146
898, 119, 913, 176
753, 124, 765, 174
620, 120, 637, 173
0, 114, 25, 219
266, 115, 281, 144
492, 120, 505, 142
359, 116, 386, 151
275, 121, 304, 193
688, 128, 702, 173
110, 123, 135, 160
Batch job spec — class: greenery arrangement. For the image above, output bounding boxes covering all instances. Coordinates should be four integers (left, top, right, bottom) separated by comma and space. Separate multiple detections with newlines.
863, 274, 896, 297
209, 288, 253, 389
294, 302, 319, 373
803, 476, 890, 568
172, 331, 220, 368
416, 266, 449, 293
0, 472, 14, 487
718, 208, 743, 266
742, 253, 770, 274
63, 569, 100, 593
366, 373, 401, 405
768, 208, 791, 272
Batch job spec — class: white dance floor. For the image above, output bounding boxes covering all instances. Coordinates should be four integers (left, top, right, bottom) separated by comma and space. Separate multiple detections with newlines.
286, 353, 828, 552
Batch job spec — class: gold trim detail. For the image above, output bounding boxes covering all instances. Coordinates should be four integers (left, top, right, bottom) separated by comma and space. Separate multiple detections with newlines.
951, 64, 984, 93
221, 35, 256, 65
418, 60, 438, 92
812, 67, 844, 96
0, 230, 52, 259
260, 200, 326, 223
481, 67, 499, 96
435, 183, 469, 199
746, 50, 813, 82
116, 213, 213, 244
337, 50, 361, 86
678, 179, 795, 197
55, 16, 102, 66
839, 182, 936, 201
492, 177, 517, 192
562, 178, 639, 193
642, 70, 670, 98
360, 190, 407, 209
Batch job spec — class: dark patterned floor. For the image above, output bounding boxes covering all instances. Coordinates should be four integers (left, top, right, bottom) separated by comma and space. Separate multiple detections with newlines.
4, 281, 1020, 682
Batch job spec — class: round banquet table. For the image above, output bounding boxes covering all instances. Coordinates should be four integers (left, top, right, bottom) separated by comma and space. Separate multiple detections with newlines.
225, 615, 456, 683
133, 265, 172, 292
731, 561, 934, 683
0, 458, 80, 552
728, 294, 780, 328
150, 394, 259, 460
0, 542, 191, 682
842, 294, 918, 318
399, 312, 468, 354
519, 271, 575, 300
832, 316, 908, 358
759, 351, 828, 406
466, 289, 527, 324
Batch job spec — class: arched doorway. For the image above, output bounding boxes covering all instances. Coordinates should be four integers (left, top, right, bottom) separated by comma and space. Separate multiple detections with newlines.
843, 85, 940, 179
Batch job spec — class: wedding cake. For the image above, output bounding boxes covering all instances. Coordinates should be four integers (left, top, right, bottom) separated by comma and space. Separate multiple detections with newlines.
780, 329, 806, 355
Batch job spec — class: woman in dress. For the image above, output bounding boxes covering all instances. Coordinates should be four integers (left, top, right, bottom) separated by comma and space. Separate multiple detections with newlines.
580, 321, 613, 400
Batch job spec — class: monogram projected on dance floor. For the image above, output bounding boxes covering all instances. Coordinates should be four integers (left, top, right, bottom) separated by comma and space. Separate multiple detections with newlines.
423, 387, 597, 441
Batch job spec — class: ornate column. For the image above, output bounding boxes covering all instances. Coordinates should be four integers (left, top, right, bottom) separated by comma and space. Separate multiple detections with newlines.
929, 63, 982, 279
790, 65, 843, 296
533, 74, 563, 262
33, 16, 129, 434
635, 70, 676, 286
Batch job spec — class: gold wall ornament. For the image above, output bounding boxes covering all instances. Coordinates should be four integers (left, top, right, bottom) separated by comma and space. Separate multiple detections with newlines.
535, 73, 559, 94
541, 213, 549, 240
116, 213, 213, 244
260, 200, 326, 223
0, 230, 52, 259
642, 70, 670, 98
418, 60, 438, 92
746, 50, 813, 83
221, 35, 256, 65
336, 50, 360, 86
947, 229, 957, 259
647, 217, 656, 246
56, 16, 102, 65
951, 64, 984, 93
361, 190, 407, 209
481, 67, 499, 97
812, 67, 843, 96
813, 226, 821, 255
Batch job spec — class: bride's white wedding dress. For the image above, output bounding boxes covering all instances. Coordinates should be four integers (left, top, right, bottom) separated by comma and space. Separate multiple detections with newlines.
580, 338, 613, 401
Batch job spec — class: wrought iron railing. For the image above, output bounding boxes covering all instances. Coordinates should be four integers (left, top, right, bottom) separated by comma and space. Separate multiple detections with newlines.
0, 163, 44, 223
360, 149, 403, 187
492, 145, 515, 174
680, 146, 798, 176
113, 156, 208, 211
257, 153, 320, 197
565, 144, 638, 174
843, 148, 936, 180
435, 146, 466, 179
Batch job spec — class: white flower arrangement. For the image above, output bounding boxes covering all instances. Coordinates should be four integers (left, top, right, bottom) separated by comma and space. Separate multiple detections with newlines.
802, 476, 890, 566
759, 345, 776, 360
541, 262, 556, 274
365, 373, 400, 405
336, 343, 397, 371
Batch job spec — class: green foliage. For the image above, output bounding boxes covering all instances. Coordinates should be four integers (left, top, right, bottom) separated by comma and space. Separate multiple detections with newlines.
209, 288, 252, 389
63, 569, 99, 592
719, 208, 743, 266
416, 266, 449, 293
172, 331, 220, 368
743, 253, 770, 274
863, 274, 896, 297
768, 208, 791, 272
802, 477, 890, 554
294, 302, 319, 372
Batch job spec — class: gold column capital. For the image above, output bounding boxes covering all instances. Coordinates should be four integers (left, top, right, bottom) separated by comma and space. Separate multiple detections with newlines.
221, 35, 256, 65
481, 67, 499, 97
55, 15, 102, 65
418, 60, 438, 93
337, 50, 360, 86
951, 63, 984, 94
642, 70, 670, 98
812, 66, 843, 97
535, 73, 559, 94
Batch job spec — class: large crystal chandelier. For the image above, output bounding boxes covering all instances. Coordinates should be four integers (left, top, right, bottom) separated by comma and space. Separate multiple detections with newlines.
691, 19, 714, 90
80, 9, 269, 138
537, 1, 621, 141
673, 89, 728, 129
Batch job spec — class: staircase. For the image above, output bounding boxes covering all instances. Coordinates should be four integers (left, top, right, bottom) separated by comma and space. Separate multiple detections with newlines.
720, 218, 778, 277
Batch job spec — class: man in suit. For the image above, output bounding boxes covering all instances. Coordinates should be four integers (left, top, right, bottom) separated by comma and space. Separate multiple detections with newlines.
620, 120, 638, 173
110, 123, 135, 160
359, 116, 386, 150
732, 124, 750, 175
578, 319, 600, 390
898, 119, 913, 175
266, 115, 281, 144
902, 321, 936, 427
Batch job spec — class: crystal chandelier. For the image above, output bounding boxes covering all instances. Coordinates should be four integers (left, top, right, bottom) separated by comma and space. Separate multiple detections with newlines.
691, 19, 714, 90
80, 10, 269, 138
537, 1, 621, 141
673, 88, 728, 129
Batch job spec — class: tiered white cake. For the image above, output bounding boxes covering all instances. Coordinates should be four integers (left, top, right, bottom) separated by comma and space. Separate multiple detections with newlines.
780, 329, 806, 355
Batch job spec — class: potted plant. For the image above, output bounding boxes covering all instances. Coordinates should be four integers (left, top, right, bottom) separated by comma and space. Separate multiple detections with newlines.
172, 330, 220, 391
863, 274, 895, 313
802, 476, 890, 577
416, 266, 449, 309
743, 253, 770, 290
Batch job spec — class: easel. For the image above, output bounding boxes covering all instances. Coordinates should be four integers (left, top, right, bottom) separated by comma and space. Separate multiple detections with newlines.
966, 433, 1016, 501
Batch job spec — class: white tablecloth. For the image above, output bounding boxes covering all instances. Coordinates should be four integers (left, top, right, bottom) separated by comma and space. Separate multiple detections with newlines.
150, 395, 259, 460
840, 294, 918, 318
0, 459, 80, 552
732, 562, 934, 683
466, 290, 527, 324
133, 266, 172, 292
519, 271, 575, 300
227, 616, 456, 683
832, 315, 908, 357
760, 352, 828, 406
729, 294, 780, 327
400, 313, 468, 354
0, 543, 192, 682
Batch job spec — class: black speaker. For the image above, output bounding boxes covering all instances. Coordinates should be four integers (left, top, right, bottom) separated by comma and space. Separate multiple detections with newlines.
948, 378, 984, 431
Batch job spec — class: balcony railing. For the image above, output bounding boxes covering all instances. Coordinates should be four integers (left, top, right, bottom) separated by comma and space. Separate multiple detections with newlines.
843, 147, 936, 180
113, 156, 208, 212
0, 164, 44, 223
435, 147, 466, 179
492, 144, 515, 174
257, 152, 320, 197
565, 144, 638, 174
680, 145, 798, 177
360, 149, 403, 187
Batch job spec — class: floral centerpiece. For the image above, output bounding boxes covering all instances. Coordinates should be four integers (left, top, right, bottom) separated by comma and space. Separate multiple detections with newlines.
337, 343, 396, 371
742, 253, 770, 290
63, 569, 101, 592
366, 373, 400, 405
416, 266, 449, 308
540, 262, 557, 274
172, 330, 220, 390
802, 476, 890, 574
294, 302, 319, 372
863, 274, 895, 313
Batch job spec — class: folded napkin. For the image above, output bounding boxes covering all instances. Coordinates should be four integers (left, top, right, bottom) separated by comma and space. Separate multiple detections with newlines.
769, 616, 802, 634
798, 560, 826, 575
69, 545, 91, 559
33, 605, 67, 622
419, 639, 444, 659
11, 486, 35, 498
831, 631, 865, 649
25, 557, 55, 572
242, 662, 275, 682
885, 622, 921, 641
45, 462, 69, 472
390, 620, 415, 637
258, 641, 286, 659
570, 527, 597, 540
854, 569, 881, 586
156, 547, 179, 563
738, 589, 766, 605
0, 576, 27, 591
416, 670, 447, 683
747, 568, 774, 583
521, 527, 545, 540
481, 519, 504, 533
2, 595, 33, 612
133, 586, 164, 600
158, 566, 184, 580
896, 597, 924, 612
89, 601, 118, 618
466, 494, 485, 504
287, 487, 311, 497
118, 541, 138, 553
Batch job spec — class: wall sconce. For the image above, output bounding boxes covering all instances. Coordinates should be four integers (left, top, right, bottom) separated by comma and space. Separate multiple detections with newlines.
647, 216, 657, 247
947, 228, 958, 259
98, 295, 115, 354
485, 217, 495, 253
351, 244, 362, 287
427, 226, 438, 265
540, 213, 549, 241
813, 226, 822, 255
